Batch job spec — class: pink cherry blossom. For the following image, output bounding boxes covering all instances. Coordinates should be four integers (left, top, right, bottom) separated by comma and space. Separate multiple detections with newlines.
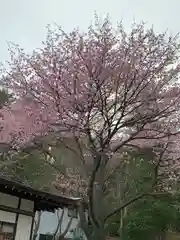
0, 19, 180, 155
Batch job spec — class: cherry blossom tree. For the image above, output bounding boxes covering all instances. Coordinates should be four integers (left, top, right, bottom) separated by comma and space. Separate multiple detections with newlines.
1, 16, 180, 240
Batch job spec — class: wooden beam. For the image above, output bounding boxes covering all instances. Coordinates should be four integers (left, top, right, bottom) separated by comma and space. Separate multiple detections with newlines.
0, 204, 34, 217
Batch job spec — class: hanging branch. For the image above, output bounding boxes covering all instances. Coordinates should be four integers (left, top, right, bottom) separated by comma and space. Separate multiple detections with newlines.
52, 208, 74, 240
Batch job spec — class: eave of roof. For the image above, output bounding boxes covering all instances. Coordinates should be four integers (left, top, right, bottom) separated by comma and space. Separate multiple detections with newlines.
0, 177, 81, 212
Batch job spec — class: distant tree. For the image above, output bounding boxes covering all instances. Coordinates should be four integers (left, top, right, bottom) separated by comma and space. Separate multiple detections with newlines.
115, 194, 180, 240
105, 148, 180, 240
3, 149, 57, 189
0, 88, 13, 108
0, 89, 57, 189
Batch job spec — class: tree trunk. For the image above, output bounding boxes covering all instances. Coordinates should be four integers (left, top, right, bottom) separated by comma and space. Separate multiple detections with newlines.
89, 228, 106, 240
155, 231, 166, 240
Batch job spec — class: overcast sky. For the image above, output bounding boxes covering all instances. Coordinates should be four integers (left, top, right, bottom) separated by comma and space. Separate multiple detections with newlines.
0, 0, 179, 64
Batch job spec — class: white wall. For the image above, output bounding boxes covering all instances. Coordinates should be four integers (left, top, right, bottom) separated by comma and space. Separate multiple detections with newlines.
15, 199, 34, 240
0, 192, 34, 240
0, 210, 16, 223
36, 208, 80, 239
15, 214, 33, 240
